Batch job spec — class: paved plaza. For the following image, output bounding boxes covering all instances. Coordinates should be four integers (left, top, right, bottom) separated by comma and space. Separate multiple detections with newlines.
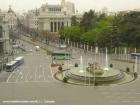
0, 35, 140, 105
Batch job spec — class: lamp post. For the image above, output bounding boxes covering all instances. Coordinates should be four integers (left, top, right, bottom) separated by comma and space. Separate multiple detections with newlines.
108, 25, 117, 59
1, 30, 6, 71
0, 27, 3, 71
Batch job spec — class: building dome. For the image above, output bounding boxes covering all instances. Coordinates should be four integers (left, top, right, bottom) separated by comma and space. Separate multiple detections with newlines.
8, 5, 14, 13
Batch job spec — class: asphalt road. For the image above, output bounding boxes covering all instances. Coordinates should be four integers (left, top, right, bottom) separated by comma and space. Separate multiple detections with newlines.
0, 37, 140, 105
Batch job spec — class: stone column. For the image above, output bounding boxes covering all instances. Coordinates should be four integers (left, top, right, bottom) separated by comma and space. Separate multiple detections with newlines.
51, 21, 54, 32
58, 21, 60, 32
53, 22, 55, 32
56, 21, 58, 32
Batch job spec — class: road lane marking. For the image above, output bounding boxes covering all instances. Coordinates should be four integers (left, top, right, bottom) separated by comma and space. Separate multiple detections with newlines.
6, 73, 13, 83
35, 68, 38, 81
1, 99, 55, 104
16, 72, 22, 82
25, 70, 29, 82
49, 66, 55, 80
43, 69, 46, 81
39, 65, 44, 80
20, 75, 23, 80
6, 69, 18, 83
120, 100, 140, 103
43, 68, 46, 81
39, 75, 41, 79
30, 76, 32, 79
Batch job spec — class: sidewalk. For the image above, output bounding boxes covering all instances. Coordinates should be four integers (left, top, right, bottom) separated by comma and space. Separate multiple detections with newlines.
18, 34, 60, 53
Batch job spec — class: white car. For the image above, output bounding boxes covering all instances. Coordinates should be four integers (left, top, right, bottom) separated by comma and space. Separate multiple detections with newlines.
12, 44, 20, 48
35, 46, 40, 51
29, 49, 33, 52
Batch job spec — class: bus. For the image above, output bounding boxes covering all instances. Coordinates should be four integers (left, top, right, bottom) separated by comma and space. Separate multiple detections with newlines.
6, 56, 24, 72
52, 51, 71, 60
14, 56, 24, 66
6, 61, 18, 72
131, 53, 140, 60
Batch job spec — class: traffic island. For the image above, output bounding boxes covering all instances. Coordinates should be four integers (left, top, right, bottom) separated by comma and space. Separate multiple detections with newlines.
54, 63, 137, 86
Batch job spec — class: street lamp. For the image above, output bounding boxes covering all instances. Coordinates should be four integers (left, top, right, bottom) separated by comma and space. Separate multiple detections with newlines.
108, 25, 117, 58
2, 30, 6, 71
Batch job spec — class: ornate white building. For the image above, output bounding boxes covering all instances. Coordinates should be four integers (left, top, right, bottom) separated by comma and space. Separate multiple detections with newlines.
7, 6, 17, 30
38, 0, 75, 33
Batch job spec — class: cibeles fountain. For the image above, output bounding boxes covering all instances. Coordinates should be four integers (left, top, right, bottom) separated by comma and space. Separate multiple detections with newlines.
54, 48, 137, 86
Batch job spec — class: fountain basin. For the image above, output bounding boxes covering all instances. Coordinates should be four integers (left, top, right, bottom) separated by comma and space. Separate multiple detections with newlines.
65, 67, 125, 82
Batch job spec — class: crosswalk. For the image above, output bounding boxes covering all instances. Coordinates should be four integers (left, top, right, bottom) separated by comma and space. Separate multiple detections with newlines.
6, 65, 57, 84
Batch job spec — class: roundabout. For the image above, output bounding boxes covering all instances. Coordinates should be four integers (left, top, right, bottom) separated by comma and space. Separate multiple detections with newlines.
53, 48, 137, 86
54, 62, 136, 86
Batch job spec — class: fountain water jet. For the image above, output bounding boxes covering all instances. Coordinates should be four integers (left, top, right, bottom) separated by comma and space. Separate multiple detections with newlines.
134, 56, 137, 73
79, 56, 84, 73
104, 48, 109, 71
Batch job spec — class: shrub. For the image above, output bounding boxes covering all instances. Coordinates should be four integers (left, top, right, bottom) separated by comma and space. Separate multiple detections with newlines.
58, 66, 63, 71
126, 67, 130, 72
110, 64, 113, 68
134, 72, 137, 78
63, 77, 68, 83
75, 63, 78, 67
94, 82, 98, 86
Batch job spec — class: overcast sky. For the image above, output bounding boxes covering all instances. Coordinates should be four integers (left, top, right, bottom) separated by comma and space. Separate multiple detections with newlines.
0, 0, 140, 14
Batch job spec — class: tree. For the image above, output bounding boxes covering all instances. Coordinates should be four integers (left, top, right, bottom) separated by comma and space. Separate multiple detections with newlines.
81, 16, 115, 47
60, 25, 81, 41
80, 29, 100, 44
71, 15, 78, 26
80, 10, 97, 32
60, 10, 140, 48
116, 12, 140, 47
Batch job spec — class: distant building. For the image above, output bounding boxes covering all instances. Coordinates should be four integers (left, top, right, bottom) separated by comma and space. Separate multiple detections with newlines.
133, 9, 140, 12
38, 0, 75, 34
107, 12, 117, 16
25, 9, 39, 30
0, 10, 10, 54
118, 10, 130, 16
102, 7, 108, 14
21, 0, 76, 37
7, 6, 17, 30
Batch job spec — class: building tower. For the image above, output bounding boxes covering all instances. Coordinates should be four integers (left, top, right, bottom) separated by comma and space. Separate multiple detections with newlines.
61, 0, 65, 6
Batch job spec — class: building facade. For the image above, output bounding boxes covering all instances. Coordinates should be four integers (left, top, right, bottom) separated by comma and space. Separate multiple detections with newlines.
0, 10, 10, 54
38, 0, 75, 33
22, 0, 75, 36
7, 6, 17, 30
25, 9, 39, 30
